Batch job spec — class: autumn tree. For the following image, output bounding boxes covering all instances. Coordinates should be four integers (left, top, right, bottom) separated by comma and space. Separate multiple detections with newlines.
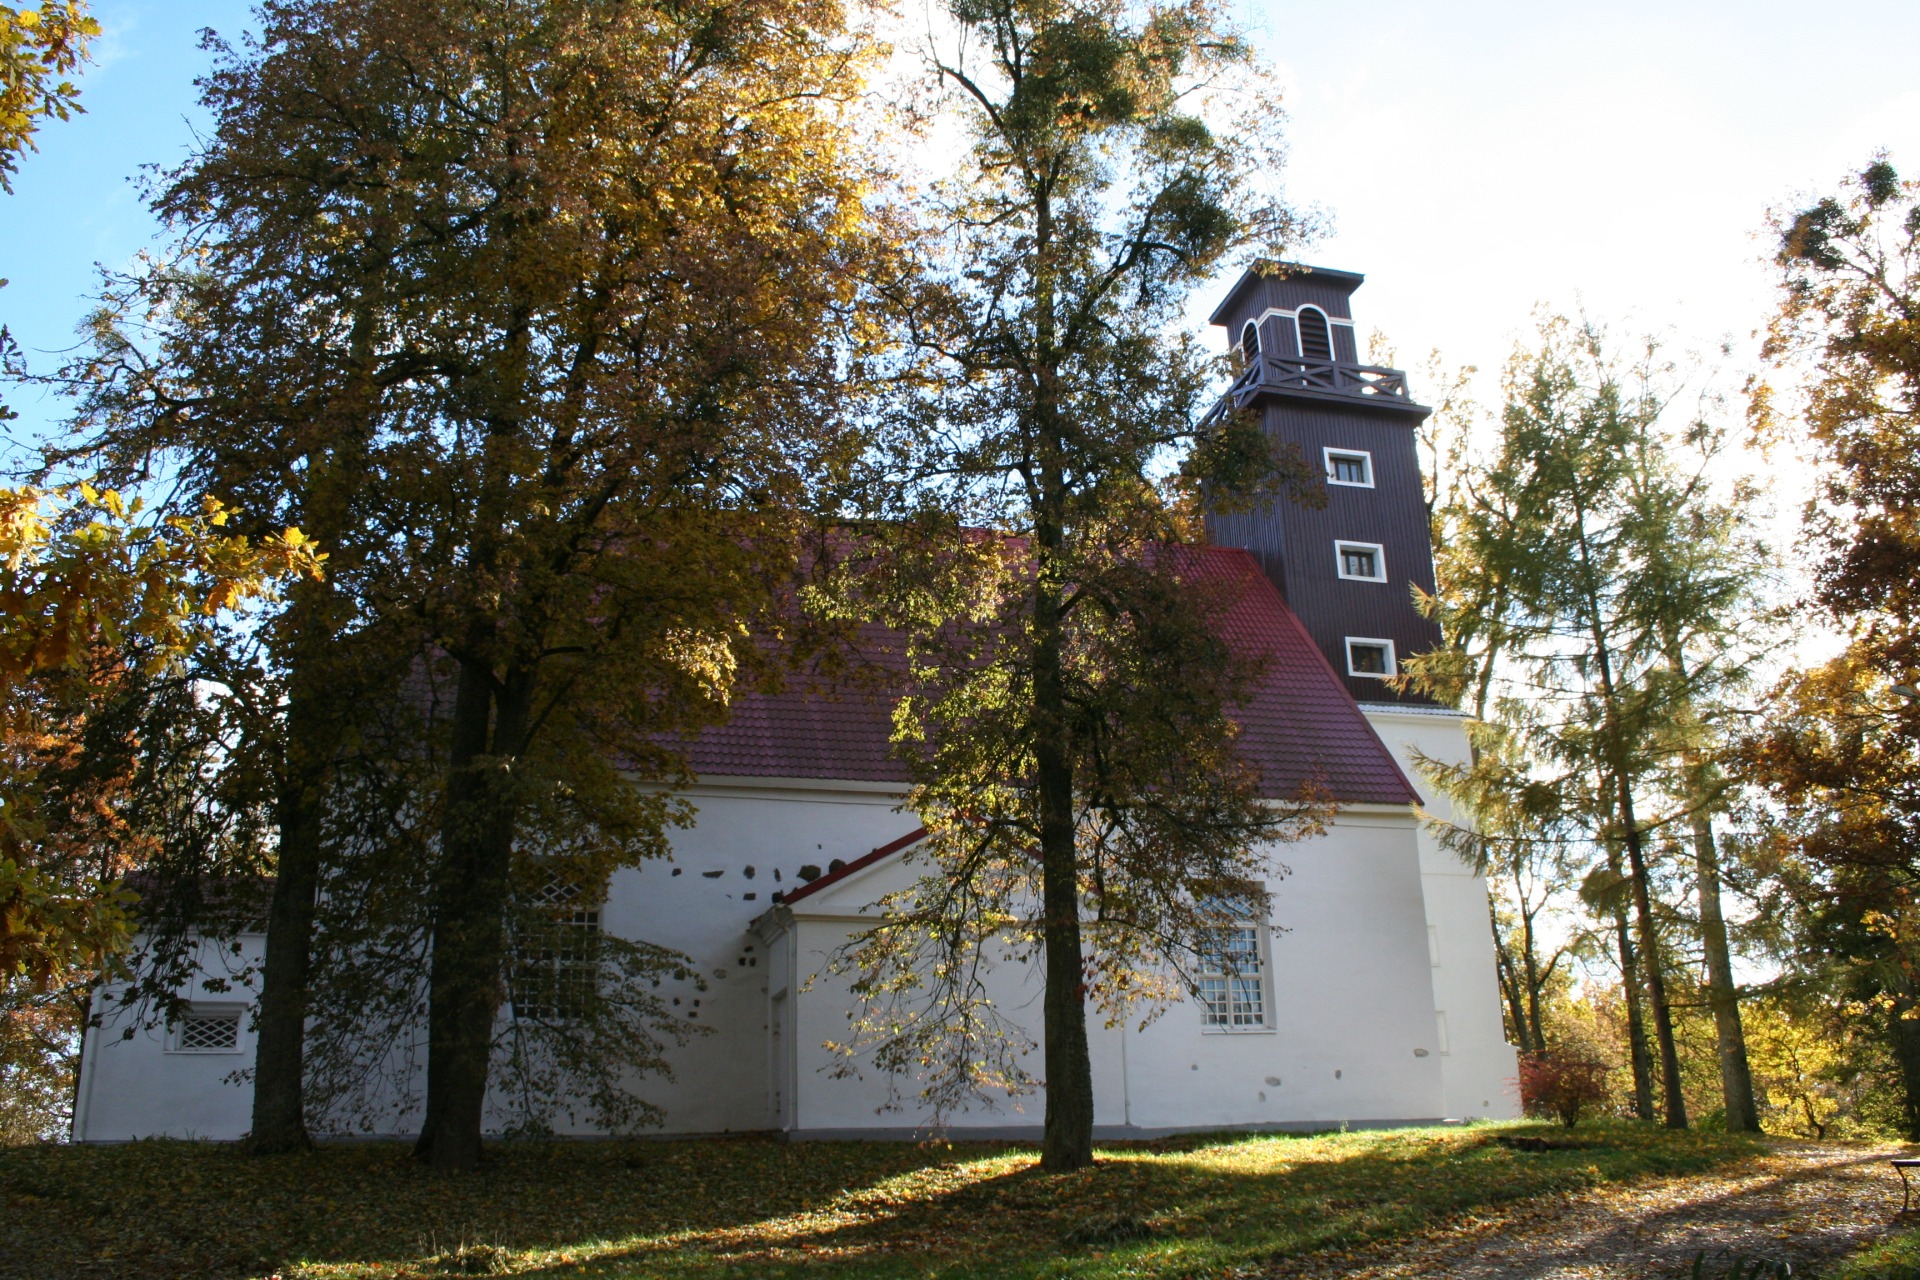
0, 2, 95, 194
0, 484, 318, 992
1742, 656, 1920, 1134
1742, 158, 1920, 1135
60, 1, 456, 1152
1, 1, 97, 423
60, 0, 898, 1172
832, 0, 1324, 1171
1, 2, 321, 1143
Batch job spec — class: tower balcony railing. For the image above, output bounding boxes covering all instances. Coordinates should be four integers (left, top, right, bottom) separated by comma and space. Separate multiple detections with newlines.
1239, 354, 1411, 402
1200, 355, 1415, 432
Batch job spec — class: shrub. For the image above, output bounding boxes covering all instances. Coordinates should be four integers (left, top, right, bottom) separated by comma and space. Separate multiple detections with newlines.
1519, 1048, 1612, 1127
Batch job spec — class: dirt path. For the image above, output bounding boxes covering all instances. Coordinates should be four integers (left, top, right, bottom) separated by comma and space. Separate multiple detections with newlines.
1271, 1142, 1912, 1279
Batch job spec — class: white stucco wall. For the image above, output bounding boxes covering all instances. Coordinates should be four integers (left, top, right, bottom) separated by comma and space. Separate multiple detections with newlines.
591, 777, 919, 1135
74, 934, 265, 1142
770, 807, 1450, 1137
1360, 704, 1521, 1119
75, 761, 1512, 1141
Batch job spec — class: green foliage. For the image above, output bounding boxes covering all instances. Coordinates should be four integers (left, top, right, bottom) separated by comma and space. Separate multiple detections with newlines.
835, 0, 1319, 1167
0, 1123, 1760, 1277
61, 0, 901, 1161
1413, 314, 1775, 1128
1830, 1225, 1920, 1280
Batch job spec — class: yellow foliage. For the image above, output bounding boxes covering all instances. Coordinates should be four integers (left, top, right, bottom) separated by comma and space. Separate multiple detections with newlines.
0, 2, 97, 192
0, 484, 320, 990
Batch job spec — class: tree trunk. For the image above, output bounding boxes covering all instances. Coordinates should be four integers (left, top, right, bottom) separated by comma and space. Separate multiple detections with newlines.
1033, 570, 1094, 1171
1892, 1006, 1920, 1143
1616, 789, 1689, 1128
1612, 892, 1656, 1122
1569, 494, 1684, 1126
1491, 901, 1533, 1052
247, 303, 379, 1154
247, 653, 328, 1153
1518, 889, 1549, 1052
1657, 634, 1760, 1133
1690, 813, 1760, 1131
414, 650, 531, 1173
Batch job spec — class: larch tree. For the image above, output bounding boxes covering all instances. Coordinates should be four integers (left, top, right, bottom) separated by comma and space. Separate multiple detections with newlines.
832, 0, 1323, 1171
1411, 316, 1773, 1130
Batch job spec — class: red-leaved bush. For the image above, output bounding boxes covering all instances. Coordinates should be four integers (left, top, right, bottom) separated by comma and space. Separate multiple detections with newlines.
1517, 1048, 1611, 1127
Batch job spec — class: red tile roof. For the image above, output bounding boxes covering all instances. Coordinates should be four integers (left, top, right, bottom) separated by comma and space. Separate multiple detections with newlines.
681, 545, 1416, 807
778, 827, 929, 905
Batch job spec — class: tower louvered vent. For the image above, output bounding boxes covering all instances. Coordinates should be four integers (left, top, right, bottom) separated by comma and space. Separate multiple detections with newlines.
1297, 307, 1333, 362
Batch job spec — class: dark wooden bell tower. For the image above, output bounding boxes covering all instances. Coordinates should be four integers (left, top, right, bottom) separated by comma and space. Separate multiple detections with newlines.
1202, 264, 1441, 706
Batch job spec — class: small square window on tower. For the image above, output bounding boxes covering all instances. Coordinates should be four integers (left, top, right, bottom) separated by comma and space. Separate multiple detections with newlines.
1346, 638, 1396, 678
1335, 540, 1386, 582
1324, 448, 1373, 487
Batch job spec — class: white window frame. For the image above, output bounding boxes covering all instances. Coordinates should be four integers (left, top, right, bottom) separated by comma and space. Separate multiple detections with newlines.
1196, 911, 1274, 1033
1240, 320, 1261, 364
166, 1004, 247, 1055
1345, 637, 1398, 679
1334, 540, 1387, 582
1324, 447, 1374, 488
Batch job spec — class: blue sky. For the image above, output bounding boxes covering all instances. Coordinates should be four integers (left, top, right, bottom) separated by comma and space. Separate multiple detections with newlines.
4, 1, 1919, 457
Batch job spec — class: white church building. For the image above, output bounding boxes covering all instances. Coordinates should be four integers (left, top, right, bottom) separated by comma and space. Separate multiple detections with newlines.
72, 266, 1520, 1142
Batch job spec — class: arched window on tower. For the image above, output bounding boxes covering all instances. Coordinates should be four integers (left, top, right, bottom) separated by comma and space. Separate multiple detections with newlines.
1297, 306, 1333, 363
1240, 321, 1260, 366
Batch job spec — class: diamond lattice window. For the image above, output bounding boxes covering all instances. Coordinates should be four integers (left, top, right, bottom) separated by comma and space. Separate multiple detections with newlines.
175, 1009, 242, 1052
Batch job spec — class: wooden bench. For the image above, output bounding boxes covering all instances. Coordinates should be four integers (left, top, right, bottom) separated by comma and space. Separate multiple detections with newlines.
1893, 1158, 1920, 1212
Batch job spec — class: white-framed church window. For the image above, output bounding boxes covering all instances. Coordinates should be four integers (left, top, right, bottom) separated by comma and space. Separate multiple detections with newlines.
1324, 448, 1374, 488
1335, 541, 1387, 582
1197, 909, 1272, 1031
1346, 637, 1397, 678
168, 1005, 245, 1054
1241, 320, 1261, 365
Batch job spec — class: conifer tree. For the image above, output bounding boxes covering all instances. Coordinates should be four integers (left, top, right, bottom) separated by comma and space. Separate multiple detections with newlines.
1413, 317, 1772, 1130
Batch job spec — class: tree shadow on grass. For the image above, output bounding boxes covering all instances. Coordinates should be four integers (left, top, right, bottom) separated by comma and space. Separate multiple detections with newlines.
0, 1123, 1763, 1280
0, 1134, 995, 1280
497, 1123, 1766, 1280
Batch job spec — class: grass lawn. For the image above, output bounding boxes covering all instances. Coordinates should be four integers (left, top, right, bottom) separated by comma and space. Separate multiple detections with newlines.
0, 1122, 1764, 1280
1830, 1226, 1920, 1280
